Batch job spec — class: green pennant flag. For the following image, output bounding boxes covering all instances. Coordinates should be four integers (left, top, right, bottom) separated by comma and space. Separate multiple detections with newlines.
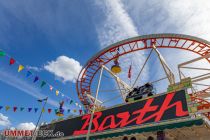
0, 51, 5, 56
40, 81, 46, 88
20, 107, 24, 111
54, 109, 58, 113
67, 109, 71, 113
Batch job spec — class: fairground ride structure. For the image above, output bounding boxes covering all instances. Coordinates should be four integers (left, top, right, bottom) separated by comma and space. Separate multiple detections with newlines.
76, 33, 210, 114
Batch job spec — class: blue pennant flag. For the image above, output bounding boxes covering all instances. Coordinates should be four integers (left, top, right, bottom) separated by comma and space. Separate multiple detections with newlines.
34, 76, 39, 83
34, 108, 38, 113
26, 71, 32, 77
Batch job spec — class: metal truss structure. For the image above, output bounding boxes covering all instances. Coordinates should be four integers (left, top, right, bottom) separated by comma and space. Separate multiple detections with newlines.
76, 33, 210, 110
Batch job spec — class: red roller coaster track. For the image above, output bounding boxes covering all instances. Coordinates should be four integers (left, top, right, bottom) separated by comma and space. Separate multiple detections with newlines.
76, 34, 210, 109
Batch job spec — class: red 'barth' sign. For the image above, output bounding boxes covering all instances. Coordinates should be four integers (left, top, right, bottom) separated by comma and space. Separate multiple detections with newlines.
37, 90, 189, 139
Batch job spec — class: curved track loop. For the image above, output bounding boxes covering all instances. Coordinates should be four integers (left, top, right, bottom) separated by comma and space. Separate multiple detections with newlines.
191, 96, 210, 120
76, 34, 210, 109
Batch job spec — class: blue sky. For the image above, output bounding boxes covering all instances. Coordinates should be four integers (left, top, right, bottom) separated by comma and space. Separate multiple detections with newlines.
0, 0, 210, 130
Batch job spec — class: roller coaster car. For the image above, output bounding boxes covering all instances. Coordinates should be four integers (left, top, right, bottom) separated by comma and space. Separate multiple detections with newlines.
125, 83, 154, 102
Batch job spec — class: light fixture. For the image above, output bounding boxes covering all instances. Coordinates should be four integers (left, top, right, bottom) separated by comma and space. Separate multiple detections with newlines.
111, 56, 121, 74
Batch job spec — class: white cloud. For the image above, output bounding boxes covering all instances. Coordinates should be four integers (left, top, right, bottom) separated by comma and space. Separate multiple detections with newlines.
26, 65, 43, 72
44, 56, 82, 83
92, 0, 149, 86
0, 113, 11, 127
17, 122, 35, 130
94, 0, 138, 48
121, 0, 210, 92
0, 70, 59, 107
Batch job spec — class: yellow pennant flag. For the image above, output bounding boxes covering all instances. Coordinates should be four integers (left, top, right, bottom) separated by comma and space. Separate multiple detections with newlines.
56, 90, 59, 96
18, 65, 24, 72
73, 109, 77, 113
6, 106, 10, 111
42, 108, 45, 113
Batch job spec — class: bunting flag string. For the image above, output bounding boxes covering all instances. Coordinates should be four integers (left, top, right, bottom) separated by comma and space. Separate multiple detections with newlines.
18, 65, 24, 72
28, 108, 32, 112
9, 58, 15, 65
0, 50, 84, 111
26, 71, 32, 77
6, 106, 10, 111
33, 76, 39, 83
55, 90, 59, 96
20, 107, 24, 111
0, 105, 83, 114
49, 85, 53, 91
34, 108, 38, 113
48, 109, 52, 113
0, 51, 5, 56
41, 81, 46, 88
13, 107, 17, 112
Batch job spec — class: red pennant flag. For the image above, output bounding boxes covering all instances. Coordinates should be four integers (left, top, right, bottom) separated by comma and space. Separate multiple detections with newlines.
48, 109, 52, 113
9, 58, 15, 65
128, 65, 132, 79
79, 109, 82, 115
13, 107, 17, 112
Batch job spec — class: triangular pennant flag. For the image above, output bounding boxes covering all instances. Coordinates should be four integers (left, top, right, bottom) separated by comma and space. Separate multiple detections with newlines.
42, 108, 45, 113
26, 71, 32, 77
18, 65, 24, 72
20, 107, 24, 111
79, 109, 82, 115
61, 94, 64, 97
75, 103, 78, 106
13, 107, 17, 112
70, 100, 73, 104
40, 81, 46, 88
6, 106, 10, 111
48, 109, 52, 114
9, 58, 15, 65
0, 51, 5, 56
79, 105, 82, 108
33, 76, 39, 83
0, 106, 3, 110
28, 108, 32, 112
55, 90, 59, 96
34, 108, 38, 113
37, 97, 48, 102
54, 109, 58, 113
73, 109, 77, 113
49, 85, 53, 91
67, 109, 71, 113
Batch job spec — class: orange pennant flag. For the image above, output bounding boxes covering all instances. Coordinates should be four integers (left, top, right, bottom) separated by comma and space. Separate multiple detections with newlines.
18, 65, 24, 72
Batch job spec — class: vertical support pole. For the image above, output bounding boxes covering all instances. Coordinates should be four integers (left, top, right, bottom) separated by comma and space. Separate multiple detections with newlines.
32, 97, 48, 140
116, 79, 125, 102
86, 66, 104, 140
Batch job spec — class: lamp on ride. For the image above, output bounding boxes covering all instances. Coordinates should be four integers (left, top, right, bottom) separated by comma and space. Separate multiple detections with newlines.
111, 52, 122, 74
56, 101, 64, 117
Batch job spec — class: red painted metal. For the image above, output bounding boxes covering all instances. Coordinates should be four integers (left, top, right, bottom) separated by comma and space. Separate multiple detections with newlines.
191, 96, 210, 119
76, 34, 210, 110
